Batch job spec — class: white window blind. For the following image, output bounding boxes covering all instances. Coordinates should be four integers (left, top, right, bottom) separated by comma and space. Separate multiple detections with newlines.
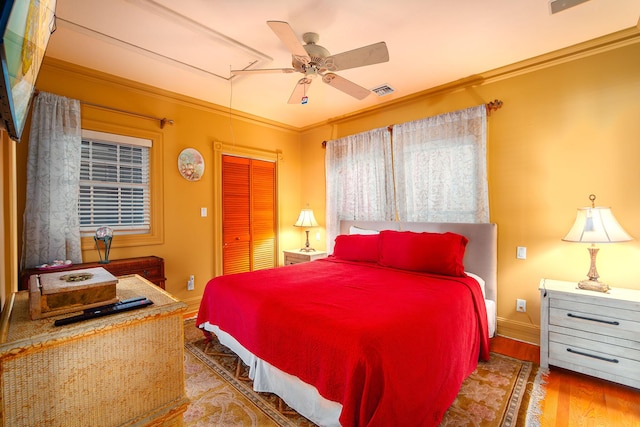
79, 130, 151, 236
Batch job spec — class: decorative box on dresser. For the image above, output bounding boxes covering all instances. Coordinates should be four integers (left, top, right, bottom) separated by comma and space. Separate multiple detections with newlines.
539, 278, 640, 389
19, 256, 166, 290
0, 275, 188, 427
283, 249, 327, 265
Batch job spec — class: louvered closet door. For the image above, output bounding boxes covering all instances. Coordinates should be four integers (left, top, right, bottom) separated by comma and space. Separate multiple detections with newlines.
251, 159, 276, 270
222, 155, 276, 275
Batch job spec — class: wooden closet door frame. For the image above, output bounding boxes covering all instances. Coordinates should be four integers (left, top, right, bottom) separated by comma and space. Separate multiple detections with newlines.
213, 142, 280, 277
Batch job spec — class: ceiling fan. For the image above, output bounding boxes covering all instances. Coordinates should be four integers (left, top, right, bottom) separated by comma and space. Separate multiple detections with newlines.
231, 21, 389, 104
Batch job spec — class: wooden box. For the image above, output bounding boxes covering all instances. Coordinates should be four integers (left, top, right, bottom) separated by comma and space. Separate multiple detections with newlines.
29, 267, 119, 319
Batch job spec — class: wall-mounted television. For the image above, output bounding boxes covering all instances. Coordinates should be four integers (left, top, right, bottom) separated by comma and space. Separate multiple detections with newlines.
0, 0, 57, 142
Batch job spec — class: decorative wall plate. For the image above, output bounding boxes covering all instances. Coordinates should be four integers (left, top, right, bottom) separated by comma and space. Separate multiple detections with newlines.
178, 148, 205, 181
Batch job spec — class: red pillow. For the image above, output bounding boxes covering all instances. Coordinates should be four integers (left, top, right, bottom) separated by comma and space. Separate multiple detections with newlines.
378, 230, 468, 276
333, 234, 380, 263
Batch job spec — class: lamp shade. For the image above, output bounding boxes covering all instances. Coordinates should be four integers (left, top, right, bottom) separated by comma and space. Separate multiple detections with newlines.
294, 208, 319, 228
562, 207, 632, 243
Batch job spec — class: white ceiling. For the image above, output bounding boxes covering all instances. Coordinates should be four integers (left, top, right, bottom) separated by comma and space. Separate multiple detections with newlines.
46, 0, 640, 129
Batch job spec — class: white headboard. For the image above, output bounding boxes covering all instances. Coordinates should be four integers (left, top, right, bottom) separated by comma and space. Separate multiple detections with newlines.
339, 221, 498, 304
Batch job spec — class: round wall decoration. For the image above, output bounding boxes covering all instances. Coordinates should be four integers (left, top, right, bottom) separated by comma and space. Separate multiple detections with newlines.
178, 148, 205, 181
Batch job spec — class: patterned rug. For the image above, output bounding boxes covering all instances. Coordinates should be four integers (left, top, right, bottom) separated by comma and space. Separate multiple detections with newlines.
183, 320, 546, 426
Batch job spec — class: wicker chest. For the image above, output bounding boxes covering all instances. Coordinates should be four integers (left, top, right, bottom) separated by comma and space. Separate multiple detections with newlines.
0, 275, 188, 427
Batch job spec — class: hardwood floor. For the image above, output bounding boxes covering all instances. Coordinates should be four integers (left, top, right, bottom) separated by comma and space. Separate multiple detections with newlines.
490, 336, 640, 426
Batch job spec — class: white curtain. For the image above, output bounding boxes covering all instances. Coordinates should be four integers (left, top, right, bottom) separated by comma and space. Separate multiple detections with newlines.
324, 105, 489, 253
325, 127, 394, 253
21, 92, 82, 269
393, 105, 488, 223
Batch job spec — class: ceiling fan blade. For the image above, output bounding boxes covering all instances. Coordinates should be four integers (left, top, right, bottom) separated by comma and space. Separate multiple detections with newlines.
288, 78, 313, 104
324, 42, 389, 72
267, 21, 311, 65
322, 73, 371, 100
232, 68, 296, 75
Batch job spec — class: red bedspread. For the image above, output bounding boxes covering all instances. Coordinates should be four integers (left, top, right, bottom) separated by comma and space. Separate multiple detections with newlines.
196, 257, 489, 427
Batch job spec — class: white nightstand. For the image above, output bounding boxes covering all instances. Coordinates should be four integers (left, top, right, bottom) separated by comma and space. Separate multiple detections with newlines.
539, 278, 640, 389
283, 249, 327, 265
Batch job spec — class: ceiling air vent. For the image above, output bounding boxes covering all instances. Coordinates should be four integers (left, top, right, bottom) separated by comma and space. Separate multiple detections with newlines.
371, 84, 395, 96
549, 0, 590, 14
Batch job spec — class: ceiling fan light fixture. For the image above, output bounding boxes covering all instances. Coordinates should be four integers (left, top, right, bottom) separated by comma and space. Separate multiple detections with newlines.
304, 64, 319, 78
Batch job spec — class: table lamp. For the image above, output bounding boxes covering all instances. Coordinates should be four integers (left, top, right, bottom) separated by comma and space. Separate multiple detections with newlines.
294, 208, 319, 252
94, 226, 114, 264
562, 194, 632, 292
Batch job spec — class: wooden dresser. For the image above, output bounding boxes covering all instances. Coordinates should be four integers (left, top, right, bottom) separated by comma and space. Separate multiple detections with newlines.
539, 278, 640, 389
0, 275, 188, 427
20, 256, 166, 290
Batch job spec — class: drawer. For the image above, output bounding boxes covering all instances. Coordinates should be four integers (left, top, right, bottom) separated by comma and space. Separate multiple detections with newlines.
283, 251, 327, 265
550, 330, 640, 363
119, 264, 163, 280
549, 305, 640, 342
551, 298, 640, 322
549, 339, 640, 383
285, 253, 307, 263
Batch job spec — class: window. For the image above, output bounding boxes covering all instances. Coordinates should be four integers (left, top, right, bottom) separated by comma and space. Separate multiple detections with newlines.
325, 105, 488, 252
79, 130, 151, 236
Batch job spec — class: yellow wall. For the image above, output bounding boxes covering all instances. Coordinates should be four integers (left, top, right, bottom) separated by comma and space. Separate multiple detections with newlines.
15, 59, 303, 313
300, 30, 640, 343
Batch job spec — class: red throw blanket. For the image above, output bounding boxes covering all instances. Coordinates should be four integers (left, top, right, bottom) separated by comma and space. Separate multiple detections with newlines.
197, 257, 489, 427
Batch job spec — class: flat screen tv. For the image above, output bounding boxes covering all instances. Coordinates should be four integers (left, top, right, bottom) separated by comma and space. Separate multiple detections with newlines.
0, 0, 57, 142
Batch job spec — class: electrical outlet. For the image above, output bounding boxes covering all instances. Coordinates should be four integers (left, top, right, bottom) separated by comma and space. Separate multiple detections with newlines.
516, 299, 526, 312
187, 275, 195, 291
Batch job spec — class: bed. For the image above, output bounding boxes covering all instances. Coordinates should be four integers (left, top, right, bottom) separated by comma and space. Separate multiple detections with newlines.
196, 221, 497, 427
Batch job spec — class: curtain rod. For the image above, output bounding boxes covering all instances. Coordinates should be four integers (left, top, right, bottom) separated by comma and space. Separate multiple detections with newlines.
34, 90, 174, 129
321, 99, 504, 148
485, 99, 503, 116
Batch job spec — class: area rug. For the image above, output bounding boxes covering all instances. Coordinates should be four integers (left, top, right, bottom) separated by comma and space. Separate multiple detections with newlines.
183, 320, 546, 426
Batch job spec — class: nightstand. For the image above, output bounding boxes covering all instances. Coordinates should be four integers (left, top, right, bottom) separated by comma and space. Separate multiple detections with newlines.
539, 278, 640, 389
283, 249, 327, 265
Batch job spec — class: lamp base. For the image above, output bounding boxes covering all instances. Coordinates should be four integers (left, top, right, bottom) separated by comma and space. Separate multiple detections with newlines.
577, 279, 610, 293
299, 229, 316, 252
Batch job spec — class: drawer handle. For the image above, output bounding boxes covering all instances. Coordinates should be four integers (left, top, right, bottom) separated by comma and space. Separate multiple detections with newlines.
567, 348, 619, 364
567, 313, 619, 325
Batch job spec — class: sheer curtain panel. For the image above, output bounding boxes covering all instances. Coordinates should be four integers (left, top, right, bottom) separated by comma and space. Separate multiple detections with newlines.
325, 127, 394, 253
21, 92, 83, 269
393, 105, 489, 223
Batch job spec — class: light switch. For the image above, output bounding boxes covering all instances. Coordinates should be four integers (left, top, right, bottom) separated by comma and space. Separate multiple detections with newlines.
516, 246, 527, 260
200, 207, 207, 217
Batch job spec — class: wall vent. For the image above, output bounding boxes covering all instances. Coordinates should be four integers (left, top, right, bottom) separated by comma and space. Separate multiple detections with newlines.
371, 84, 395, 96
